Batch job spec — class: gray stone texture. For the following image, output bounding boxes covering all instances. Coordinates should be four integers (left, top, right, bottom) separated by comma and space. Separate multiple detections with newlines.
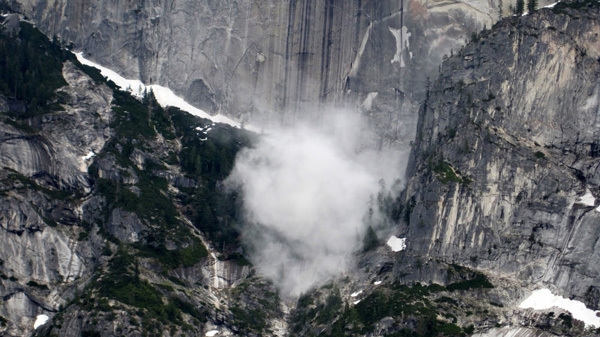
402, 3, 600, 310
17, 0, 507, 146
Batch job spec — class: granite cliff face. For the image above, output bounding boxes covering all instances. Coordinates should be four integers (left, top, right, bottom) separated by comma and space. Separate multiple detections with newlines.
16, 0, 516, 146
0, 18, 282, 336
401, 0, 600, 310
284, 3, 600, 335
2, 1, 600, 336
0, 58, 112, 335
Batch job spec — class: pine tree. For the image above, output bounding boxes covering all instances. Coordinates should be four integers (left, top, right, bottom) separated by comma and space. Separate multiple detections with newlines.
515, 0, 525, 15
363, 225, 379, 252
527, 0, 537, 13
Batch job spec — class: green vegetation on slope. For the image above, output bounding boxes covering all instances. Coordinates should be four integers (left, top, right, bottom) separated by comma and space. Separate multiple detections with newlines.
87, 89, 209, 269
291, 266, 495, 337
172, 108, 256, 255
0, 20, 73, 118
291, 283, 463, 337
0, 16, 262, 336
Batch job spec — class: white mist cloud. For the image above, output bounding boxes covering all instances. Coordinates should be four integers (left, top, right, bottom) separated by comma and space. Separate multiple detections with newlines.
225, 110, 406, 296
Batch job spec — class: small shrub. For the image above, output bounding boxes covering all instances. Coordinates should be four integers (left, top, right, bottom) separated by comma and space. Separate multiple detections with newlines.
464, 324, 475, 334
433, 160, 470, 186
446, 273, 494, 291
26, 280, 49, 290
435, 296, 459, 305
558, 312, 573, 328
81, 331, 101, 337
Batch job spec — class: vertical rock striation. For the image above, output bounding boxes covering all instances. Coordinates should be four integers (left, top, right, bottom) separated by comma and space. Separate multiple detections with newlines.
401, 1, 600, 309
17, 0, 504, 145
0, 61, 113, 335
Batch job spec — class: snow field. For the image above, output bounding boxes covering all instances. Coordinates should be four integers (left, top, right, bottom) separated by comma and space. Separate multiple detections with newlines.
519, 289, 600, 328
386, 236, 407, 252
33, 314, 49, 329
75, 53, 259, 132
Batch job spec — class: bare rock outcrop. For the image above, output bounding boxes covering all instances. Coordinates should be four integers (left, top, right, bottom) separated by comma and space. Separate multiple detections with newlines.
401, 1, 600, 310
15, 0, 534, 147
0, 61, 113, 335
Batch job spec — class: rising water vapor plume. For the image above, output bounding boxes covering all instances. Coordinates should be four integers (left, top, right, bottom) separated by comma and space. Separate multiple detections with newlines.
225, 109, 407, 296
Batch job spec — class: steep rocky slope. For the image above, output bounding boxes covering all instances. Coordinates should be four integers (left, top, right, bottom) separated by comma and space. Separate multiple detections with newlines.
285, 2, 600, 336
0, 17, 285, 337
402, 0, 600, 314
2, 1, 600, 336
14, 0, 517, 146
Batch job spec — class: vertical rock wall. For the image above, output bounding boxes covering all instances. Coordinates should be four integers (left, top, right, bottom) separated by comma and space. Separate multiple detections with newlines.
17, 0, 504, 145
0, 62, 113, 335
401, 4, 600, 307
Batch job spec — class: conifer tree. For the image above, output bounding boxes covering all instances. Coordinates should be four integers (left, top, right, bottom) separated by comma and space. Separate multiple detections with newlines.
527, 0, 537, 13
363, 225, 379, 252
515, 0, 525, 15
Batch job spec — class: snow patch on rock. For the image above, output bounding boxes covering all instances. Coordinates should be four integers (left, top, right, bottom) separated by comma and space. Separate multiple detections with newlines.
543, 1, 560, 8
519, 289, 600, 328
361, 92, 378, 111
75, 52, 259, 132
577, 189, 596, 206
387, 236, 406, 252
83, 151, 95, 160
389, 26, 411, 67
33, 314, 49, 329
79, 151, 96, 172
